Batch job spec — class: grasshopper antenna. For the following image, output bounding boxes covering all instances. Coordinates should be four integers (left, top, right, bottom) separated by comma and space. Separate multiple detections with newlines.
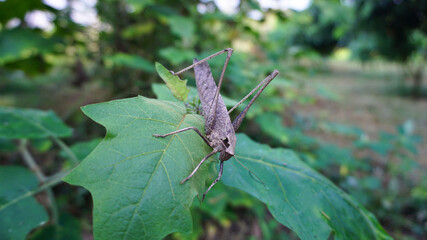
218, 140, 265, 187
233, 155, 266, 187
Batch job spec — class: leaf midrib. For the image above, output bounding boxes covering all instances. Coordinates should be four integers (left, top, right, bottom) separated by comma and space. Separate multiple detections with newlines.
122, 113, 187, 240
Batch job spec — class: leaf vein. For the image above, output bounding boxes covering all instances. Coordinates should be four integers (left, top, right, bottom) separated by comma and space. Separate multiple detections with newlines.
107, 114, 176, 126
236, 155, 317, 181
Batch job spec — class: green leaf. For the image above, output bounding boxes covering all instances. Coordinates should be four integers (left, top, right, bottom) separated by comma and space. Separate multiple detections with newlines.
124, 0, 154, 13
155, 63, 190, 101
159, 47, 196, 65
222, 134, 392, 240
103, 0, 154, 13
28, 213, 82, 240
318, 122, 364, 138
0, 138, 17, 152
165, 16, 195, 43
255, 113, 318, 149
63, 96, 213, 240
0, 107, 72, 139
0, 29, 60, 65
0, 0, 46, 24
122, 22, 155, 39
0, 166, 49, 240
30, 138, 53, 153
152, 83, 182, 102
104, 53, 155, 73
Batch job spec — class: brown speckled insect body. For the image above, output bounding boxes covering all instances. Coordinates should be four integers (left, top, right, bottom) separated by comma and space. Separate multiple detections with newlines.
154, 48, 278, 200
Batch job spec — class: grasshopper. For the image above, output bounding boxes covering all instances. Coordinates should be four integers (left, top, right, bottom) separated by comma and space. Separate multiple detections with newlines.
154, 48, 278, 200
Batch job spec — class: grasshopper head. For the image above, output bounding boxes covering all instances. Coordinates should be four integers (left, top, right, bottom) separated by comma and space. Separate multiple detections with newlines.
219, 134, 236, 161
219, 149, 233, 161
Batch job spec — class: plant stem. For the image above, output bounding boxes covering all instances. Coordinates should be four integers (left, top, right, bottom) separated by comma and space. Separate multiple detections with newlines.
0, 170, 68, 212
19, 140, 46, 182
18, 140, 59, 224
52, 137, 79, 165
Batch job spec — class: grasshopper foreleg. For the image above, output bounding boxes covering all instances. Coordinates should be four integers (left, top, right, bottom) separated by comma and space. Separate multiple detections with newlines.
153, 127, 211, 146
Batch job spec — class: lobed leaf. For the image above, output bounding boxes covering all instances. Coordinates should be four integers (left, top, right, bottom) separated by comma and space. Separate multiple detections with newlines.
0, 166, 48, 240
63, 96, 213, 240
222, 134, 392, 240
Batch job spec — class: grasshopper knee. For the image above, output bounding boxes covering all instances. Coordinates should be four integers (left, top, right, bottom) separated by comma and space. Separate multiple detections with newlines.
152, 134, 166, 138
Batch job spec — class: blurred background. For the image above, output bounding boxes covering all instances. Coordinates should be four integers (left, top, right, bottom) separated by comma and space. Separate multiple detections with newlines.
0, 0, 426, 239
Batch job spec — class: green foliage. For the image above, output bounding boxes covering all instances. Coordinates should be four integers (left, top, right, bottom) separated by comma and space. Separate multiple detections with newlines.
159, 47, 196, 66
0, 0, 47, 24
104, 53, 155, 73
0, 138, 17, 152
60, 138, 102, 162
0, 166, 48, 240
0, 28, 61, 75
64, 97, 213, 240
0, 29, 60, 65
165, 15, 195, 45
270, 1, 352, 57
0, 107, 72, 139
223, 134, 391, 240
318, 122, 363, 138
256, 113, 317, 149
63, 94, 392, 239
27, 213, 82, 240
0, 0, 424, 239
352, 0, 427, 62
156, 62, 190, 101
118, 0, 155, 13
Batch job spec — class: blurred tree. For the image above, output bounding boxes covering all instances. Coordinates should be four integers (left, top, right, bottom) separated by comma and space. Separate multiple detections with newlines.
351, 0, 427, 98
286, 0, 351, 56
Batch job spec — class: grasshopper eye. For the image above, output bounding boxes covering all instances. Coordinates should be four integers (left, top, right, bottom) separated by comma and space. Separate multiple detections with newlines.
222, 138, 230, 148
223, 138, 235, 156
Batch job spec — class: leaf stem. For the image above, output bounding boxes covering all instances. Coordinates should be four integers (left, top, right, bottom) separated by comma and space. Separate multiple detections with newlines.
52, 137, 79, 165
18, 140, 59, 224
